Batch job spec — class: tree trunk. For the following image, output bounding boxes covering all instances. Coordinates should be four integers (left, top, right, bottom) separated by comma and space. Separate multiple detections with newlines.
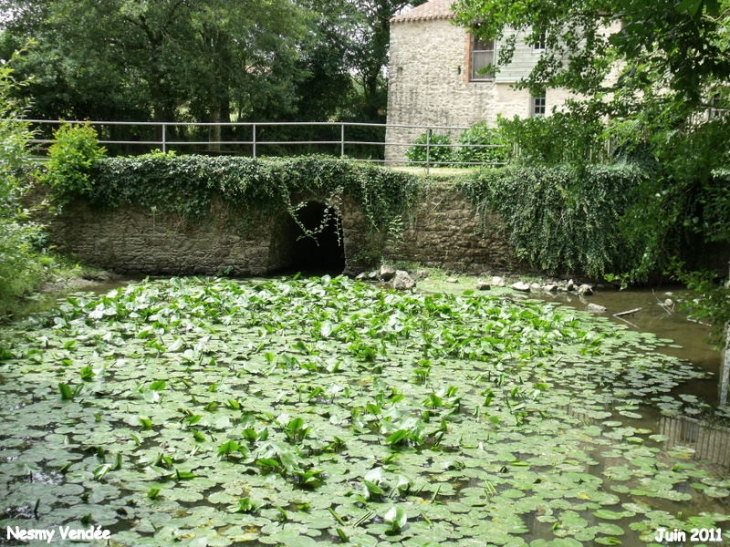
208, 107, 221, 153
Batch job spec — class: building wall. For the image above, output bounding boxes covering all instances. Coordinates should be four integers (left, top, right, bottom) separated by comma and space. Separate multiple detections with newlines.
384, 18, 574, 164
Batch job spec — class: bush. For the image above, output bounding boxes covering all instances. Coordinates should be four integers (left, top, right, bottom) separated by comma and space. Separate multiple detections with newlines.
455, 122, 510, 166
0, 65, 47, 318
40, 122, 106, 205
496, 108, 606, 165
405, 132, 454, 167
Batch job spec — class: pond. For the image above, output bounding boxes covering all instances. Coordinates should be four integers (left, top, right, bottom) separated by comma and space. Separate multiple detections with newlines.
0, 275, 728, 547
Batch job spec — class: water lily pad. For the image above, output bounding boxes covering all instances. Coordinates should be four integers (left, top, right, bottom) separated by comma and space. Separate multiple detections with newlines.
0, 276, 726, 547
593, 509, 624, 520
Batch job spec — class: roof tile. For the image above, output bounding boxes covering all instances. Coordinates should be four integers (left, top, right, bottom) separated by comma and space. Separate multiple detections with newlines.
391, 0, 457, 23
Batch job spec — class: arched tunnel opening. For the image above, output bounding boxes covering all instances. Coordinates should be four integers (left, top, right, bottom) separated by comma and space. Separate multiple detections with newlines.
268, 202, 346, 276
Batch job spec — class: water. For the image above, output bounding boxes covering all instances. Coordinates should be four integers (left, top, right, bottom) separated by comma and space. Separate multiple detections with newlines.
541, 287, 722, 405
3, 275, 729, 546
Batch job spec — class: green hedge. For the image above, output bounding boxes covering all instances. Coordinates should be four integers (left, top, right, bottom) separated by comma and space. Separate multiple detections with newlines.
460, 164, 647, 278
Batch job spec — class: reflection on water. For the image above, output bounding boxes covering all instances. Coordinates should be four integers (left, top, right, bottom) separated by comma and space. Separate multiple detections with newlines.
541, 288, 722, 404
659, 414, 730, 468
545, 287, 730, 473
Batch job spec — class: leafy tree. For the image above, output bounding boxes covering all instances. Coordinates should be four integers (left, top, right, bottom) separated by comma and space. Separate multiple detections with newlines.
1, 0, 427, 129
455, 0, 730, 392
453, 0, 730, 105
289, 0, 357, 122
341, 0, 427, 123
0, 0, 310, 127
453, 0, 730, 274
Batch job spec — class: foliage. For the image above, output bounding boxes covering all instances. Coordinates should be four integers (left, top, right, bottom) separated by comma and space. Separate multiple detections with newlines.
675, 268, 730, 348
461, 164, 647, 278
453, 0, 730, 334
0, 63, 47, 318
0, 275, 724, 544
46, 153, 420, 262
0, 0, 425, 131
606, 109, 730, 280
405, 132, 454, 167
343, 0, 427, 123
38, 122, 106, 205
454, 122, 510, 166
452, 0, 730, 107
0, 0, 310, 125
496, 107, 608, 165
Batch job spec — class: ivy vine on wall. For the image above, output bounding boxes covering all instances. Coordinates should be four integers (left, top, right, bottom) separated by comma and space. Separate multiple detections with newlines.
45, 150, 421, 264
459, 164, 647, 279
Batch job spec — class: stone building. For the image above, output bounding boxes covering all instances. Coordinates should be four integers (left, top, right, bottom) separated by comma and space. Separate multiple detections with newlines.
384, 0, 574, 164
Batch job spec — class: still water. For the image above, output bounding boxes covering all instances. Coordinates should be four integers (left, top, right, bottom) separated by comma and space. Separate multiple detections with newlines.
4, 275, 728, 547
542, 288, 722, 406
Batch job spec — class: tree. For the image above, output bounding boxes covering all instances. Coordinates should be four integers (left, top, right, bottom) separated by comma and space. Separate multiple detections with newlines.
452, 0, 730, 277
0, 0, 310, 128
453, 0, 730, 106
455, 0, 730, 402
344, 0, 426, 123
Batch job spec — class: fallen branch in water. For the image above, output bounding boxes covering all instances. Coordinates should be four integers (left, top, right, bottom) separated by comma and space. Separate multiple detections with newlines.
613, 315, 639, 329
613, 307, 642, 317
686, 316, 712, 327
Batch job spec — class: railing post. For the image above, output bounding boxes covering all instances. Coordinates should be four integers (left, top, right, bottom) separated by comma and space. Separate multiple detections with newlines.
341, 123, 345, 158
162, 123, 167, 153
425, 128, 432, 175
252, 124, 257, 158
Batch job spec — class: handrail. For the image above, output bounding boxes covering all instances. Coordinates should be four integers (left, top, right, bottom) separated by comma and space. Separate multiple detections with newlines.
15, 119, 510, 168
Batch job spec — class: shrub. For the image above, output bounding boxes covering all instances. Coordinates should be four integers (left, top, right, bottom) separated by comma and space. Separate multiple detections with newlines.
0, 65, 47, 318
405, 132, 454, 167
496, 108, 606, 165
455, 122, 510, 166
40, 122, 106, 205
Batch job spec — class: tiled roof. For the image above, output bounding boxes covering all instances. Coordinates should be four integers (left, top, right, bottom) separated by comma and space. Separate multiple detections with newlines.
391, 0, 457, 23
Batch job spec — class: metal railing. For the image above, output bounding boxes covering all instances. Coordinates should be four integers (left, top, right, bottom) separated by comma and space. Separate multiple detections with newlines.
18, 119, 509, 169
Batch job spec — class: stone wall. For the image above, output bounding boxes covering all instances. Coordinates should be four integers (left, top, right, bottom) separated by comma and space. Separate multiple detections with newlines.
46, 183, 520, 277
49, 200, 276, 276
384, 182, 520, 273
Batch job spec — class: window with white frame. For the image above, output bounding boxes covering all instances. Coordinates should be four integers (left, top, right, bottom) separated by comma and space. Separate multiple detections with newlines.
532, 31, 546, 52
471, 37, 495, 81
531, 95, 546, 116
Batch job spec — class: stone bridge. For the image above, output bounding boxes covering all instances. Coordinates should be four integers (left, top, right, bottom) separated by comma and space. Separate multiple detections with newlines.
47, 181, 519, 277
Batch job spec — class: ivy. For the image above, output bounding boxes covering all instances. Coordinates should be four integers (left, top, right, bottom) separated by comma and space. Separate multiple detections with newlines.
460, 164, 647, 279
46, 153, 420, 262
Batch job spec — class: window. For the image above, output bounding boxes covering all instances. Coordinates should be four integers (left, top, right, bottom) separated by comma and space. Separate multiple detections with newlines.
531, 95, 546, 117
532, 31, 546, 52
708, 94, 726, 120
471, 37, 495, 81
